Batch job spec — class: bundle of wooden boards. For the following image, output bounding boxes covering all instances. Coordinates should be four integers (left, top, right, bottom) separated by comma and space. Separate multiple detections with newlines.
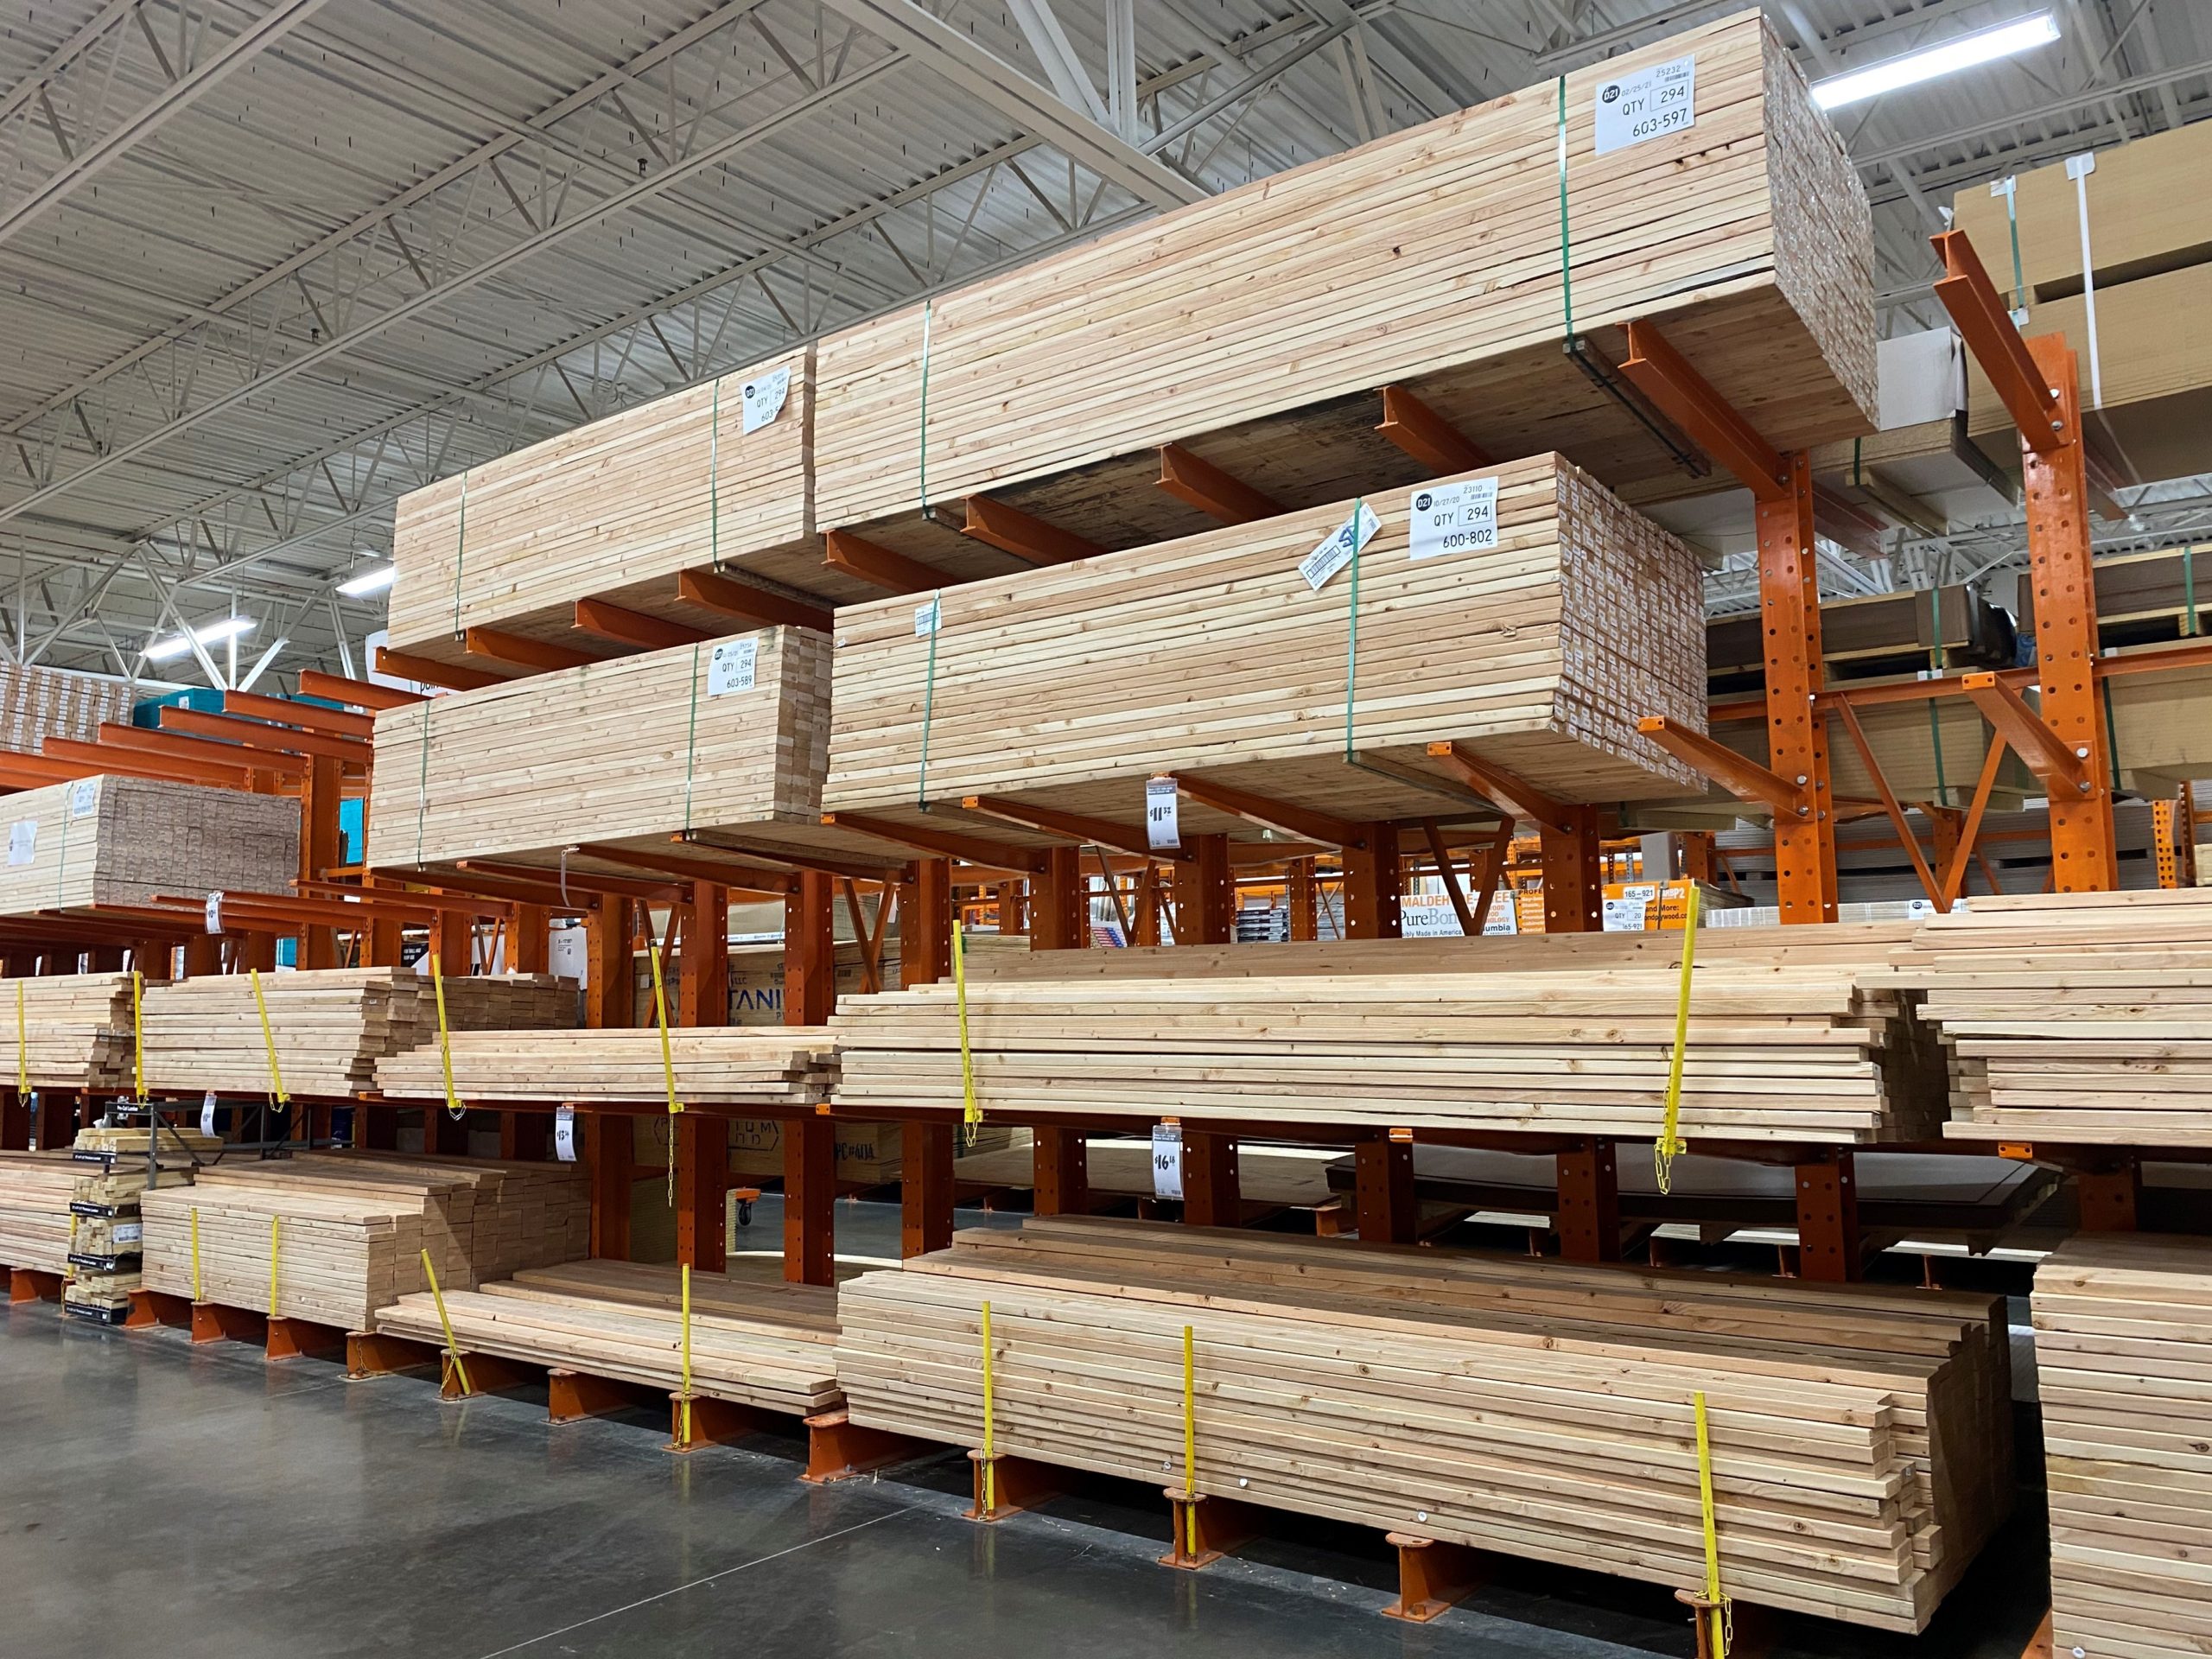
364, 626, 877, 876
1894, 888, 2212, 1146
837, 1218, 2010, 1631
816, 11, 1872, 569
376, 1026, 836, 1107
0, 1151, 80, 1274
0, 973, 134, 1090
0, 775, 299, 916
2032, 1233, 2212, 1657
140, 1152, 589, 1329
832, 952, 1945, 1144
56, 1123, 219, 1321
140, 969, 575, 1098
0, 662, 136, 756
386, 352, 827, 676
374, 1258, 842, 1418
828, 457, 1709, 848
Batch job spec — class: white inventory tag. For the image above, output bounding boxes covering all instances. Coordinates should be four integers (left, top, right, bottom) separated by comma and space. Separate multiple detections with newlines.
201, 1091, 218, 1138
740, 366, 791, 435
913, 597, 941, 637
707, 638, 758, 696
1593, 54, 1695, 155
1299, 501, 1380, 591
1151, 1122, 1184, 1201
1408, 477, 1499, 561
1603, 895, 1651, 932
111, 1220, 143, 1246
67, 780, 97, 820
554, 1104, 578, 1164
204, 892, 224, 935
1145, 775, 1180, 852
6, 820, 35, 867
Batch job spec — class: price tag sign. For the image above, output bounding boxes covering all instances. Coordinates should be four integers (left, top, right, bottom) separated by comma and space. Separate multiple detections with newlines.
1602, 895, 1651, 932
200, 1091, 218, 1138
1146, 775, 1180, 851
6, 820, 35, 868
111, 1219, 143, 1247
1593, 54, 1695, 155
913, 597, 941, 637
740, 366, 791, 434
555, 1104, 578, 1163
204, 892, 225, 935
1151, 1122, 1184, 1201
707, 638, 758, 696
1408, 477, 1499, 561
67, 780, 98, 820
1298, 501, 1380, 591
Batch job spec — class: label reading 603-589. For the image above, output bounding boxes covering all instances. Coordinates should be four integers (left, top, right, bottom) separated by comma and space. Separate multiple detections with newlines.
1593, 54, 1695, 156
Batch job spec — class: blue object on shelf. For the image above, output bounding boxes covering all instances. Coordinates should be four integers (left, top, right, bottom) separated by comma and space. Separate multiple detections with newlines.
340, 798, 364, 866
131, 687, 224, 728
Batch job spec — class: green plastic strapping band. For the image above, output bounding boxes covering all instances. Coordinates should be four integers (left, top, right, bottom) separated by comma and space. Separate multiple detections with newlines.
413, 701, 434, 868
1555, 77, 1574, 340
2186, 544, 2198, 637
54, 789, 71, 908
917, 590, 942, 808
1928, 588, 1950, 804
1853, 437, 1862, 489
450, 470, 469, 639
709, 379, 721, 570
2004, 180, 2027, 315
2103, 678, 2122, 792
1344, 499, 1367, 762
682, 643, 703, 835
917, 301, 937, 522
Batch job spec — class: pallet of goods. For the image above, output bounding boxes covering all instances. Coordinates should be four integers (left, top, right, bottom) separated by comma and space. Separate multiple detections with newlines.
58, 1124, 217, 1323
831, 960, 1944, 1143
139, 969, 575, 1099
0, 972, 135, 1090
2032, 1233, 2212, 1658
827, 456, 1708, 855
813, 12, 1872, 573
837, 1218, 2009, 1632
374, 1258, 842, 1418
376, 1026, 836, 1108
386, 352, 828, 677
0, 775, 299, 916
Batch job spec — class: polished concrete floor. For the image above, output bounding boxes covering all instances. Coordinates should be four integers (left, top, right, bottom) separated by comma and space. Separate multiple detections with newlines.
0, 1206, 2050, 1659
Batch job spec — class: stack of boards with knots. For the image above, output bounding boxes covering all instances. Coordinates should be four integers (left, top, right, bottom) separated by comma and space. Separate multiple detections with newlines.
29, 10, 2151, 1651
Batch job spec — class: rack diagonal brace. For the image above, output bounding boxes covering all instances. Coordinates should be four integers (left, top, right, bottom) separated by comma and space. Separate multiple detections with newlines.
1961, 672, 2090, 795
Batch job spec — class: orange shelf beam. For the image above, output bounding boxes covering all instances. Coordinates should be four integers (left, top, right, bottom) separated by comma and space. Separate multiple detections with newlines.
675, 569, 833, 632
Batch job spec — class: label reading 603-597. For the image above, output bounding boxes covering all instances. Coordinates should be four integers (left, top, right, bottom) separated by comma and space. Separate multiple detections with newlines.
1593, 54, 1695, 156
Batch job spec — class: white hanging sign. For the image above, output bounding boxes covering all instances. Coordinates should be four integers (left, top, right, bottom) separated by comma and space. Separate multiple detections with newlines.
1298, 502, 1380, 591
1150, 1122, 1184, 1201
67, 780, 98, 819
554, 1104, 578, 1163
200, 1091, 218, 1138
913, 597, 941, 637
707, 638, 758, 696
6, 820, 35, 868
1145, 775, 1180, 852
204, 892, 225, 935
740, 366, 791, 435
1593, 54, 1695, 155
1408, 477, 1500, 561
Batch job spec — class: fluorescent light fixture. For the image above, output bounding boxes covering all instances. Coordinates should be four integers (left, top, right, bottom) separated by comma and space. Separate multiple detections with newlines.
1812, 12, 2059, 110
337, 563, 397, 597
144, 614, 255, 664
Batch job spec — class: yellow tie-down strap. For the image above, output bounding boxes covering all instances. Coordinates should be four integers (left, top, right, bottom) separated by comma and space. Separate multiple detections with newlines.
1654, 883, 1701, 1195
248, 969, 288, 1108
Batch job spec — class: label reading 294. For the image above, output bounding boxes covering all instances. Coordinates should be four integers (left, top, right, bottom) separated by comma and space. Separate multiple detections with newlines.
1408, 477, 1498, 561
1593, 54, 1695, 156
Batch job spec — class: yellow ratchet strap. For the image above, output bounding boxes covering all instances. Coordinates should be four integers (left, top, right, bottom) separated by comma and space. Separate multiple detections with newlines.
15, 980, 26, 1095
190, 1206, 203, 1303
1654, 882, 1701, 1194
680, 1262, 695, 1446
427, 951, 463, 1121
952, 916, 978, 1147
1694, 1389, 1733, 1656
266, 1214, 282, 1319
980, 1299, 996, 1514
131, 968, 145, 1101
421, 1248, 471, 1395
248, 968, 288, 1108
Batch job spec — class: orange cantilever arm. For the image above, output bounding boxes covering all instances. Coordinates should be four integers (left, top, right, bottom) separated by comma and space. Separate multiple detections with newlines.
1961, 672, 2088, 794
1618, 320, 1789, 501
1929, 230, 2063, 454
1423, 741, 1571, 836
1635, 717, 1808, 817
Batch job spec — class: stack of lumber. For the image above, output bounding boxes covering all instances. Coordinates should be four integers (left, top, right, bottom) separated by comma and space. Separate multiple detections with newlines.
828, 457, 1708, 840
2033, 1233, 2212, 1657
0, 1151, 79, 1274
365, 626, 873, 876
1705, 584, 2014, 687
374, 1257, 842, 1417
56, 1123, 218, 1320
140, 1152, 588, 1328
831, 959, 1946, 1143
0, 775, 299, 916
815, 12, 1872, 570
376, 1025, 836, 1107
1897, 888, 2212, 1145
387, 352, 826, 676
0, 973, 134, 1089
838, 1218, 2010, 1631
0, 662, 136, 755
139, 969, 574, 1098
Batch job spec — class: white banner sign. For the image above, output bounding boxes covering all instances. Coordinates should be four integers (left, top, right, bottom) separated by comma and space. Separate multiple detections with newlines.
1145, 775, 1180, 852
554, 1104, 578, 1163
1151, 1122, 1184, 1201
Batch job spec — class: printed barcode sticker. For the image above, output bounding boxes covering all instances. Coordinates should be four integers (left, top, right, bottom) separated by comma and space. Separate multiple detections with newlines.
1145, 775, 1180, 851
914, 597, 941, 637
1408, 477, 1499, 561
740, 366, 791, 434
707, 638, 758, 696
1300, 501, 1380, 591
1593, 54, 1694, 155
6, 820, 35, 868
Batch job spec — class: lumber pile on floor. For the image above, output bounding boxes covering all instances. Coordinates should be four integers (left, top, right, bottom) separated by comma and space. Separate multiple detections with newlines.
56, 1123, 218, 1321
1893, 889, 2212, 1145
140, 969, 574, 1097
816, 12, 1872, 569
0, 973, 134, 1090
140, 1151, 588, 1329
2033, 1233, 2212, 1658
376, 1025, 836, 1107
365, 626, 861, 874
0, 1152, 80, 1274
0, 775, 299, 915
828, 456, 1707, 829
386, 352, 825, 676
374, 1257, 842, 1417
838, 1218, 2009, 1631
830, 960, 1943, 1143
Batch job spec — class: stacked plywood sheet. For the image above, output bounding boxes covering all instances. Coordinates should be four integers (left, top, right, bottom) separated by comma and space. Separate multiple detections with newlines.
386, 352, 826, 676
140, 969, 575, 1098
0, 663, 137, 756
838, 1218, 2009, 1631
828, 457, 1707, 849
375, 1258, 842, 1417
0, 775, 299, 916
0, 973, 134, 1090
376, 1026, 836, 1107
364, 626, 884, 876
831, 960, 1945, 1144
814, 13, 1872, 571
2033, 1233, 2212, 1658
